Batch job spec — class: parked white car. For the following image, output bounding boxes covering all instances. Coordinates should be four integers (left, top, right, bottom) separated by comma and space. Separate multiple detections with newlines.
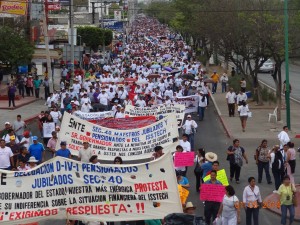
258, 59, 274, 73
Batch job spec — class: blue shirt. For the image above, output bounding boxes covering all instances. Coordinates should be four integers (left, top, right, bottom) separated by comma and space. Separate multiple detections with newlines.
178, 176, 189, 185
29, 143, 45, 161
201, 162, 213, 178
56, 149, 71, 158
204, 179, 222, 185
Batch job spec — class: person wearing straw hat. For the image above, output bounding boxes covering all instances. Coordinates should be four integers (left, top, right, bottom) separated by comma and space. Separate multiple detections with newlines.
201, 152, 218, 179
184, 202, 196, 215
28, 156, 38, 169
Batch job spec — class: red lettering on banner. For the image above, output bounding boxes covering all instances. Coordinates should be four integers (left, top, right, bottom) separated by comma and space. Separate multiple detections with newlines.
9, 209, 58, 220
134, 180, 168, 192
66, 204, 128, 215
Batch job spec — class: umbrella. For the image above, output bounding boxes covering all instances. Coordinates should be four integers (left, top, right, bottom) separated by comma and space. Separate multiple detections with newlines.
151, 64, 161, 69
136, 80, 148, 85
182, 74, 195, 80
147, 74, 161, 79
163, 66, 172, 72
170, 69, 181, 74
203, 78, 214, 83
163, 54, 172, 59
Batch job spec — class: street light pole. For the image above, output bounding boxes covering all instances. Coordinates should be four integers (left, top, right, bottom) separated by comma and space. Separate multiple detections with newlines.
284, 0, 291, 129
70, 0, 75, 85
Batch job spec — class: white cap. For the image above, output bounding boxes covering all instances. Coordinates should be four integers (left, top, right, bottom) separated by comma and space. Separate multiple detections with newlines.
5, 122, 10, 125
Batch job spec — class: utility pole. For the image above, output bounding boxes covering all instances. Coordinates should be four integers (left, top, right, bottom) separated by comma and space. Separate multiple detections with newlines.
70, 0, 75, 85
92, 2, 95, 24
284, 0, 291, 129
43, 0, 53, 91
101, 2, 105, 52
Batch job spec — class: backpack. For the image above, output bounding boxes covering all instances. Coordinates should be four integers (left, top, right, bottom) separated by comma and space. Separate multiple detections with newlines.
272, 151, 284, 171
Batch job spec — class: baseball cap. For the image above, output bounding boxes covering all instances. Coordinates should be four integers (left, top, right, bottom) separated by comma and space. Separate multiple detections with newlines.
10, 136, 15, 140
187, 115, 192, 118
60, 141, 67, 145
5, 122, 10, 125
32, 136, 38, 141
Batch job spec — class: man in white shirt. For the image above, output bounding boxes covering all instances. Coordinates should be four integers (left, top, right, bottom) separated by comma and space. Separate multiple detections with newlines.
0, 139, 14, 170
164, 86, 173, 99
182, 115, 198, 151
78, 142, 93, 163
220, 73, 229, 93
135, 96, 147, 107
97, 89, 109, 111
179, 134, 191, 152
236, 90, 247, 105
198, 91, 208, 121
226, 88, 236, 117
278, 126, 290, 149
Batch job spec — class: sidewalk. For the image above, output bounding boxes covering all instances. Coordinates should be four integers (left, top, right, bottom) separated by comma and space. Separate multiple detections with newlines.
209, 68, 300, 140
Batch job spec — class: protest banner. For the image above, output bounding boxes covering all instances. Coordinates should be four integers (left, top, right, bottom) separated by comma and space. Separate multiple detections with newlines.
43, 122, 55, 138
89, 116, 156, 130
202, 169, 229, 186
57, 113, 179, 160
125, 104, 185, 127
175, 95, 199, 113
200, 184, 225, 202
174, 152, 194, 167
73, 111, 114, 120
0, 152, 182, 224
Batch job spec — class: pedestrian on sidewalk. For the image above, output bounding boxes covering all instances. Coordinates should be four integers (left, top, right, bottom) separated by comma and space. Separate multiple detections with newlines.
33, 76, 42, 98
226, 88, 236, 117
25, 75, 33, 96
238, 101, 249, 132
16, 75, 25, 98
285, 142, 296, 184
236, 90, 248, 105
277, 175, 296, 225
255, 139, 272, 184
220, 72, 228, 93
240, 78, 247, 93
43, 77, 50, 100
198, 91, 207, 121
278, 126, 290, 149
243, 177, 262, 225
7, 82, 16, 108
210, 71, 219, 94
268, 145, 285, 192
227, 139, 249, 183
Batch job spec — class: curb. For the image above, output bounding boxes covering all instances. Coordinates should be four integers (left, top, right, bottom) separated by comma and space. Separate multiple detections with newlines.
24, 114, 40, 124
209, 91, 232, 139
0, 99, 39, 110
264, 184, 300, 222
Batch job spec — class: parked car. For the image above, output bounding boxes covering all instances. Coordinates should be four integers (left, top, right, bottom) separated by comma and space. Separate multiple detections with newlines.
258, 59, 274, 73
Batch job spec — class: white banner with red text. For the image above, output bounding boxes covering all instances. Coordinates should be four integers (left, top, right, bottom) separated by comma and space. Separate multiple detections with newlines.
175, 95, 199, 113
124, 104, 185, 127
57, 112, 179, 160
0, 153, 182, 224
73, 111, 114, 120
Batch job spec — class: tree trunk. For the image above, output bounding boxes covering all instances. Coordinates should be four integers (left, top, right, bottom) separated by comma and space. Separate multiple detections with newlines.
253, 75, 263, 105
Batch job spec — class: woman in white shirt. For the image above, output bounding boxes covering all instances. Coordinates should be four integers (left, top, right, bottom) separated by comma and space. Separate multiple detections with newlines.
238, 100, 249, 132
242, 177, 262, 225
173, 145, 186, 176
217, 185, 241, 225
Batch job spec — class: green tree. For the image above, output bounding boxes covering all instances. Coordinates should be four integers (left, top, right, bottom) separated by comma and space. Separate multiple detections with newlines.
77, 26, 113, 52
0, 26, 34, 71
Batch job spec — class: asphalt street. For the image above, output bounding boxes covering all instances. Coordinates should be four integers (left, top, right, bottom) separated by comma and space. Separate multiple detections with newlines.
30, 104, 300, 225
